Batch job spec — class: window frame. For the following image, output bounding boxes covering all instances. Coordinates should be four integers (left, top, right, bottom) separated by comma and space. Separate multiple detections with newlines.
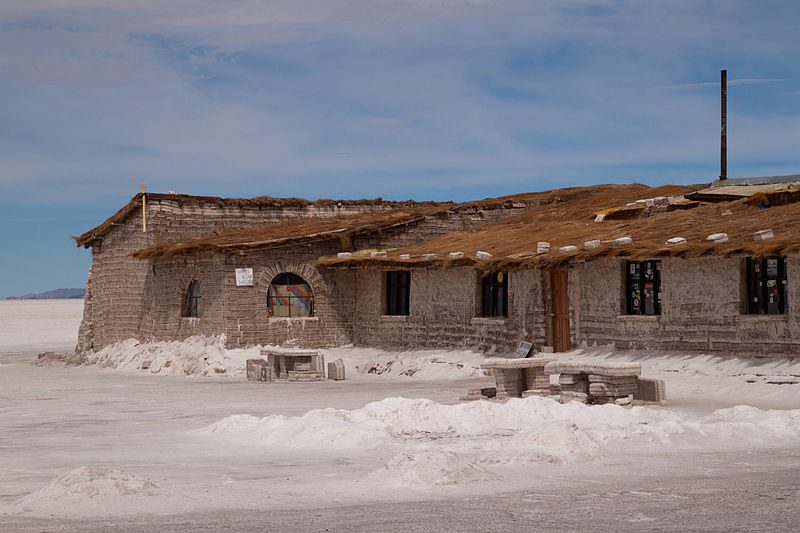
385, 270, 411, 316
745, 256, 788, 315
267, 272, 315, 318
481, 271, 509, 318
625, 260, 662, 316
183, 278, 201, 318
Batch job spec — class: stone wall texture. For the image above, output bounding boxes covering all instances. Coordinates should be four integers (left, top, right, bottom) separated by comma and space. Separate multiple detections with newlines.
77, 196, 526, 352
78, 195, 800, 358
348, 268, 547, 352
571, 256, 800, 356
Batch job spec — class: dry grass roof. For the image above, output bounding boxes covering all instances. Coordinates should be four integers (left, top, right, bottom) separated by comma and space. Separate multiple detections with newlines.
74, 192, 455, 248
133, 207, 449, 260
75, 190, 568, 249
318, 182, 800, 271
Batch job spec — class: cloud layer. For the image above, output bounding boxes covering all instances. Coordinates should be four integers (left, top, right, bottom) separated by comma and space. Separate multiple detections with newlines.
1, 0, 799, 204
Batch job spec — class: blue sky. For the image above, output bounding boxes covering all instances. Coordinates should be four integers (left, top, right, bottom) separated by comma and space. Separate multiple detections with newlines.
1, 0, 799, 297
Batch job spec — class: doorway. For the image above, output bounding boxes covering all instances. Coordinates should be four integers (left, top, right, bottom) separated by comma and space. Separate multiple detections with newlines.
550, 269, 571, 352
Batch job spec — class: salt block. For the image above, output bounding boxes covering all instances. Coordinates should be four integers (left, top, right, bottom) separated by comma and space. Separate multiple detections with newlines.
399, 254, 411, 260
614, 395, 633, 406
327, 359, 346, 381
246, 359, 268, 381
587, 374, 638, 385
524, 369, 549, 390
475, 251, 492, 260
665, 237, 686, 245
536, 241, 551, 254
634, 378, 666, 403
337, 252, 352, 259
262, 366, 275, 382
481, 358, 553, 370
421, 253, 437, 260
706, 233, 728, 243
545, 361, 642, 377
559, 374, 587, 385
584, 240, 601, 249
522, 389, 549, 398
613, 236, 633, 246
594, 214, 606, 223
559, 245, 578, 253
448, 251, 465, 259
559, 392, 588, 404
369, 250, 387, 257
589, 382, 637, 396
557, 382, 589, 394
753, 229, 774, 242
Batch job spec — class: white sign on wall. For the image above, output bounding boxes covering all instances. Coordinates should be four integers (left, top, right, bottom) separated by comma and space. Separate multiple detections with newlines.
235, 268, 254, 287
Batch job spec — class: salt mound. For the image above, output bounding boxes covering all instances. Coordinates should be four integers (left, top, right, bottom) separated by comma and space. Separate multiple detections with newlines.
9, 467, 160, 516
81, 335, 260, 377
327, 347, 486, 380
79, 338, 484, 381
366, 451, 499, 488
480, 421, 602, 465
201, 397, 800, 461
201, 409, 390, 449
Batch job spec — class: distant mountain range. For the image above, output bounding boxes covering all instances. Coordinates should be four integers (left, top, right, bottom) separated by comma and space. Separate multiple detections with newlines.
6, 288, 85, 300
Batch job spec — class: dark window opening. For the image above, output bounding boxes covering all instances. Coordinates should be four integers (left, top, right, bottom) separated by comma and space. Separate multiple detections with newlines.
626, 261, 661, 315
482, 272, 508, 318
746, 256, 787, 315
268, 272, 314, 318
183, 278, 201, 318
385, 271, 411, 316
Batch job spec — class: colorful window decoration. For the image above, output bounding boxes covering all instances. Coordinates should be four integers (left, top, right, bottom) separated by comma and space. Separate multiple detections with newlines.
482, 271, 508, 318
267, 273, 314, 318
745, 256, 787, 315
626, 260, 661, 315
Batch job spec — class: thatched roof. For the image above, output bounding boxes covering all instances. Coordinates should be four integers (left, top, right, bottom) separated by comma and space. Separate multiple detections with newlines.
133, 207, 454, 260
318, 182, 800, 271
73, 192, 453, 248
74, 189, 571, 249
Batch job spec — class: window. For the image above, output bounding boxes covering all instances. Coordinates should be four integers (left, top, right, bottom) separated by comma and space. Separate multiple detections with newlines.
268, 273, 314, 317
745, 256, 788, 315
183, 279, 201, 318
385, 271, 411, 316
625, 261, 661, 315
481, 272, 508, 318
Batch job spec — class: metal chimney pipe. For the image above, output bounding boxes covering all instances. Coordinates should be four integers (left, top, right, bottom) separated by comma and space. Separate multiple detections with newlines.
720, 69, 727, 180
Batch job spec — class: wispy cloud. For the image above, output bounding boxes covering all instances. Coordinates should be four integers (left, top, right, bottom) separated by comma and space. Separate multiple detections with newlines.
0, 0, 798, 205
660, 78, 788, 90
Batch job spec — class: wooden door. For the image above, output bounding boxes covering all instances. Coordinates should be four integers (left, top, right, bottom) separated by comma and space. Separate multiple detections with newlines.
550, 269, 571, 352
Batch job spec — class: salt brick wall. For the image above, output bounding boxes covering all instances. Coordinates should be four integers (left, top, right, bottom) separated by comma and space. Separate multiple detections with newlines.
348, 268, 547, 352
144, 244, 353, 348
80, 210, 153, 351
78, 199, 378, 352
78, 197, 526, 352
572, 255, 800, 356
80, 194, 800, 358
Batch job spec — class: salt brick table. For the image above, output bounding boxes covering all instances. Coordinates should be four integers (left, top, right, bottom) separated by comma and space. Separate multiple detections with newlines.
262, 348, 325, 382
480, 357, 555, 399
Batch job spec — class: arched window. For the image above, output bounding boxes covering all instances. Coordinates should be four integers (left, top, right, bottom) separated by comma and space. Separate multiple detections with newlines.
268, 273, 314, 318
481, 271, 508, 318
183, 278, 201, 318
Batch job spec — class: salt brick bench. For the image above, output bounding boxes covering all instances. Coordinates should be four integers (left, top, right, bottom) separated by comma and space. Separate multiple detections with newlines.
481, 358, 555, 399
261, 348, 325, 382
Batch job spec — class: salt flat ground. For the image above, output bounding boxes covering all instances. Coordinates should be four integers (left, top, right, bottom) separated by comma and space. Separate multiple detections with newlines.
1, 300, 799, 532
